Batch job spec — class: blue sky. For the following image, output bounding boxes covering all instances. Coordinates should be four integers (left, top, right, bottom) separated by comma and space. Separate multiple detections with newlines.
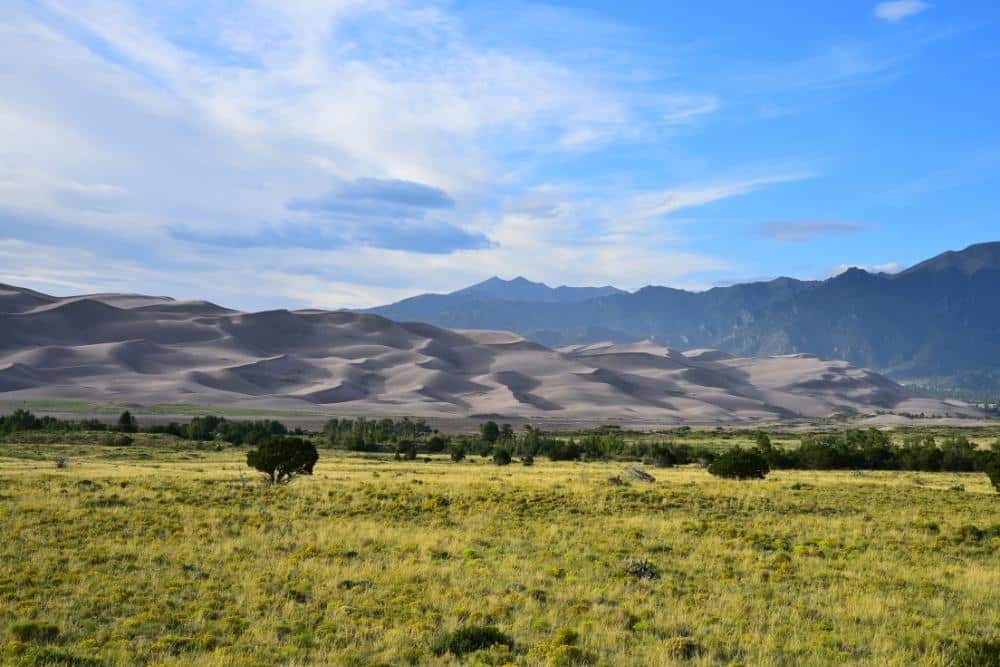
1, 0, 998, 309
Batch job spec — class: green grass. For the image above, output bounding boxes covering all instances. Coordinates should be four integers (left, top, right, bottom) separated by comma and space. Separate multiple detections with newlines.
1, 439, 998, 665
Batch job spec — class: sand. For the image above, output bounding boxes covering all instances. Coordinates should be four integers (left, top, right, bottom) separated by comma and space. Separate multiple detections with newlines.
0, 283, 981, 423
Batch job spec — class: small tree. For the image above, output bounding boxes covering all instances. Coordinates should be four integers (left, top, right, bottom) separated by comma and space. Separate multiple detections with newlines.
492, 447, 512, 466
707, 447, 770, 480
427, 435, 447, 453
397, 439, 418, 461
754, 431, 772, 451
246, 437, 318, 484
987, 456, 1000, 494
480, 421, 500, 444
116, 410, 138, 434
450, 443, 467, 462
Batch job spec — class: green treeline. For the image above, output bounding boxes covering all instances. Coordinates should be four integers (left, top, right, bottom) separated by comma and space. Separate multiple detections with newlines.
2, 410, 999, 480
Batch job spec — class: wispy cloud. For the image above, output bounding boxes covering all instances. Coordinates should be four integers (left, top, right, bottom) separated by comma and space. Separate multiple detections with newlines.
750, 220, 871, 242
628, 173, 809, 222
874, 1, 931, 22
170, 220, 492, 255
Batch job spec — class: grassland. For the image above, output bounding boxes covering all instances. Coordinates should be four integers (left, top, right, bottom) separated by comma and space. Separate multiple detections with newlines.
2, 436, 998, 666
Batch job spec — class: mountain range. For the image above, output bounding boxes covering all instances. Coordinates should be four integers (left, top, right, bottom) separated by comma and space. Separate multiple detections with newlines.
366, 242, 1000, 393
0, 282, 973, 424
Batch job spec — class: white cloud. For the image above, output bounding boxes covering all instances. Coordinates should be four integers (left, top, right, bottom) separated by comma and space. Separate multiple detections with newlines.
831, 262, 901, 276
874, 1, 930, 22
0, 1, 803, 310
626, 173, 809, 223
661, 94, 721, 125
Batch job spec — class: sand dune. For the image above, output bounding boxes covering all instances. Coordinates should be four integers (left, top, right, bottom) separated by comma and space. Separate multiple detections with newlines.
0, 284, 980, 423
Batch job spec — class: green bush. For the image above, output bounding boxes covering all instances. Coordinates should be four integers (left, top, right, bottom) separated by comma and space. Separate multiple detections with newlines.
986, 457, 1000, 493
14, 647, 103, 667
492, 448, 512, 466
11, 622, 60, 643
246, 437, 318, 484
396, 440, 417, 461
707, 447, 770, 480
649, 442, 675, 468
449, 444, 466, 462
663, 636, 704, 660
431, 625, 514, 656
99, 434, 133, 447
952, 637, 1000, 667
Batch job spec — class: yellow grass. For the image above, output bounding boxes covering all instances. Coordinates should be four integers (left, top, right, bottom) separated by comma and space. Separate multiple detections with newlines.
1, 442, 998, 665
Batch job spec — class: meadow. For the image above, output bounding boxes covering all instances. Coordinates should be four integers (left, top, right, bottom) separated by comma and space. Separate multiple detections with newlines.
2, 434, 999, 666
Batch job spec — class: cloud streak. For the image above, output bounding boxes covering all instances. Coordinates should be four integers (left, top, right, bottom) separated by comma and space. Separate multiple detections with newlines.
750, 220, 872, 243
875, 1, 930, 22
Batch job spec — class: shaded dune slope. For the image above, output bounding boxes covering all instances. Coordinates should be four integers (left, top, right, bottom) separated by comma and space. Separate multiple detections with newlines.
0, 284, 977, 421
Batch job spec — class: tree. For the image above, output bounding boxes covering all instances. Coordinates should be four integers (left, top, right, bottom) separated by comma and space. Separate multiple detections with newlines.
396, 439, 418, 461
450, 443, 467, 462
480, 421, 500, 444
754, 431, 772, 450
116, 410, 138, 434
707, 447, 770, 480
492, 447, 512, 466
246, 437, 318, 484
987, 456, 1000, 494
427, 435, 448, 453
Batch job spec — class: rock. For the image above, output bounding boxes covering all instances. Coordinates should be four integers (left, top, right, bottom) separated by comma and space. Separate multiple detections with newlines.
626, 467, 655, 483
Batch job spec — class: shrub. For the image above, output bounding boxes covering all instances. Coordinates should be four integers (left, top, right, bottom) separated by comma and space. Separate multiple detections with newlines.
492, 448, 512, 466
528, 629, 592, 667
11, 621, 60, 643
649, 443, 675, 468
14, 647, 103, 667
100, 433, 133, 447
623, 558, 660, 580
663, 636, 704, 660
986, 457, 1000, 493
431, 625, 514, 656
449, 444, 466, 462
426, 435, 447, 453
522, 454, 534, 466
246, 437, 318, 484
708, 447, 770, 479
951, 636, 1000, 667
396, 440, 417, 461
755, 431, 773, 450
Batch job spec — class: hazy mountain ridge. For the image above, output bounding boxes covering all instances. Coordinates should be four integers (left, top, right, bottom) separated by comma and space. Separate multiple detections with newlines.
366, 242, 1000, 391
0, 283, 973, 423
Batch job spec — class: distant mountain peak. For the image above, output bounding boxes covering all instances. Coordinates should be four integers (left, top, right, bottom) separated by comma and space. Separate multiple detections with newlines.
900, 241, 1000, 277
448, 276, 626, 303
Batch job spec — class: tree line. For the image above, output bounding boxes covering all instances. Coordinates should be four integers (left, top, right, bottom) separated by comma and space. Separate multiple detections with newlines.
2, 410, 998, 489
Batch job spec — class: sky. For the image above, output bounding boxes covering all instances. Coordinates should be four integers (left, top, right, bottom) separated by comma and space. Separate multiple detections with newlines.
1, 0, 998, 310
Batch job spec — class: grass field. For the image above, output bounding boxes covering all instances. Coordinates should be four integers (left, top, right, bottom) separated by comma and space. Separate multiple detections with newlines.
2, 438, 998, 666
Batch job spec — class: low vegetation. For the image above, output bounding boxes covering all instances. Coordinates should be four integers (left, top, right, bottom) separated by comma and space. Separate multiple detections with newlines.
1, 413, 999, 664
707, 447, 770, 479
